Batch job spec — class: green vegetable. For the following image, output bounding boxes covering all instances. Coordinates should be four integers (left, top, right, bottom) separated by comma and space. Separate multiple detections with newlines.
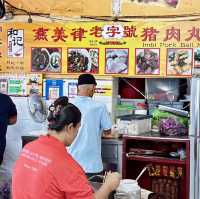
152, 108, 188, 128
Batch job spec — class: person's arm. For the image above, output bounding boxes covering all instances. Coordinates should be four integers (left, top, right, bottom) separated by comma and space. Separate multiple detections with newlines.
102, 129, 114, 138
7, 96, 17, 125
100, 105, 112, 136
94, 183, 112, 199
61, 169, 120, 199
8, 115, 17, 125
94, 172, 120, 199
103, 129, 111, 135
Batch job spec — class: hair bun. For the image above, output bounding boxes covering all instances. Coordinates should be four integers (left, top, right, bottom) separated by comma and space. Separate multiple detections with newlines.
54, 96, 69, 107
48, 96, 69, 124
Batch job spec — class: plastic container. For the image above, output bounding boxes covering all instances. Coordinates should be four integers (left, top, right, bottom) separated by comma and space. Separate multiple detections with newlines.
116, 179, 141, 199
115, 104, 134, 117
114, 192, 129, 199
116, 115, 151, 135
148, 100, 184, 111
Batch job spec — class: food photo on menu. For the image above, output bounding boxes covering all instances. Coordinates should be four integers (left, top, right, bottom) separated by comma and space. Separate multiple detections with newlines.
31, 47, 61, 73
194, 48, 200, 68
105, 48, 129, 74
67, 48, 99, 73
136, 48, 160, 75
167, 48, 192, 75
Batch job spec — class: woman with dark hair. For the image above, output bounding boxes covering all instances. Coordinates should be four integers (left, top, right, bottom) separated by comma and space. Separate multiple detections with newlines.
12, 97, 120, 199
47, 96, 72, 126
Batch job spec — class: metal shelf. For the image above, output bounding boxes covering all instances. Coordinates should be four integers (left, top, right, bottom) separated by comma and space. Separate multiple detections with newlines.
126, 155, 186, 165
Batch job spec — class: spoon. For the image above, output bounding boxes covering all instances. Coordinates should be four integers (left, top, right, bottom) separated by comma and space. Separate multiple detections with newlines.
136, 164, 152, 181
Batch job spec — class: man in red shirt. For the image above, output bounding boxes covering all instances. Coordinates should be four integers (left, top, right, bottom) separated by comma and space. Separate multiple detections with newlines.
12, 97, 120, 199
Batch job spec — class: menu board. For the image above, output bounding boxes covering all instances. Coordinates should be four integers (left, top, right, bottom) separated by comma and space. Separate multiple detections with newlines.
1, 21, 200, 77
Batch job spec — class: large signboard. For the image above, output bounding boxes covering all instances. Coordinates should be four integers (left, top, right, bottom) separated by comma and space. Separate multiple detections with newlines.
1, 21, 200, 77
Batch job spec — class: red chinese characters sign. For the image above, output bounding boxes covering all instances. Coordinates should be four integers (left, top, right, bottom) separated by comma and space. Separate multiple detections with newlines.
31, 24, 200, 43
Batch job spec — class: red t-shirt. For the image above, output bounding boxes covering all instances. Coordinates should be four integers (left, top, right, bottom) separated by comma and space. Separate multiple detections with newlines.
12, 135, 94, 199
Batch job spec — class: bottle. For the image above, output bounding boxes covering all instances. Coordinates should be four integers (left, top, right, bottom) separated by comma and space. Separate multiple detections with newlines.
117, 95, 121, 105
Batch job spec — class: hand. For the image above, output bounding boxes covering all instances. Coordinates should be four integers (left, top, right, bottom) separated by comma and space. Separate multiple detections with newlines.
104, 171, 121, 191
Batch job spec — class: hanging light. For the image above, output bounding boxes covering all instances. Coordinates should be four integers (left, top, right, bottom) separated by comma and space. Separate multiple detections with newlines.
28, 14, 32, 23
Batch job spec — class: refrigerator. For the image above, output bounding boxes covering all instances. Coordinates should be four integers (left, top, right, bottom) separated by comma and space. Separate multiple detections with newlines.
190, 76, 200, 199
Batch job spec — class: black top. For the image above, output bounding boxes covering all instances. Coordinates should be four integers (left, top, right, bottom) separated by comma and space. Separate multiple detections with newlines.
0, 93, 17, 163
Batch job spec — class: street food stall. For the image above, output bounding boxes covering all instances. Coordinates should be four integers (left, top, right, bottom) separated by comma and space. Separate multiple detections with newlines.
0, 0, 200, 198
